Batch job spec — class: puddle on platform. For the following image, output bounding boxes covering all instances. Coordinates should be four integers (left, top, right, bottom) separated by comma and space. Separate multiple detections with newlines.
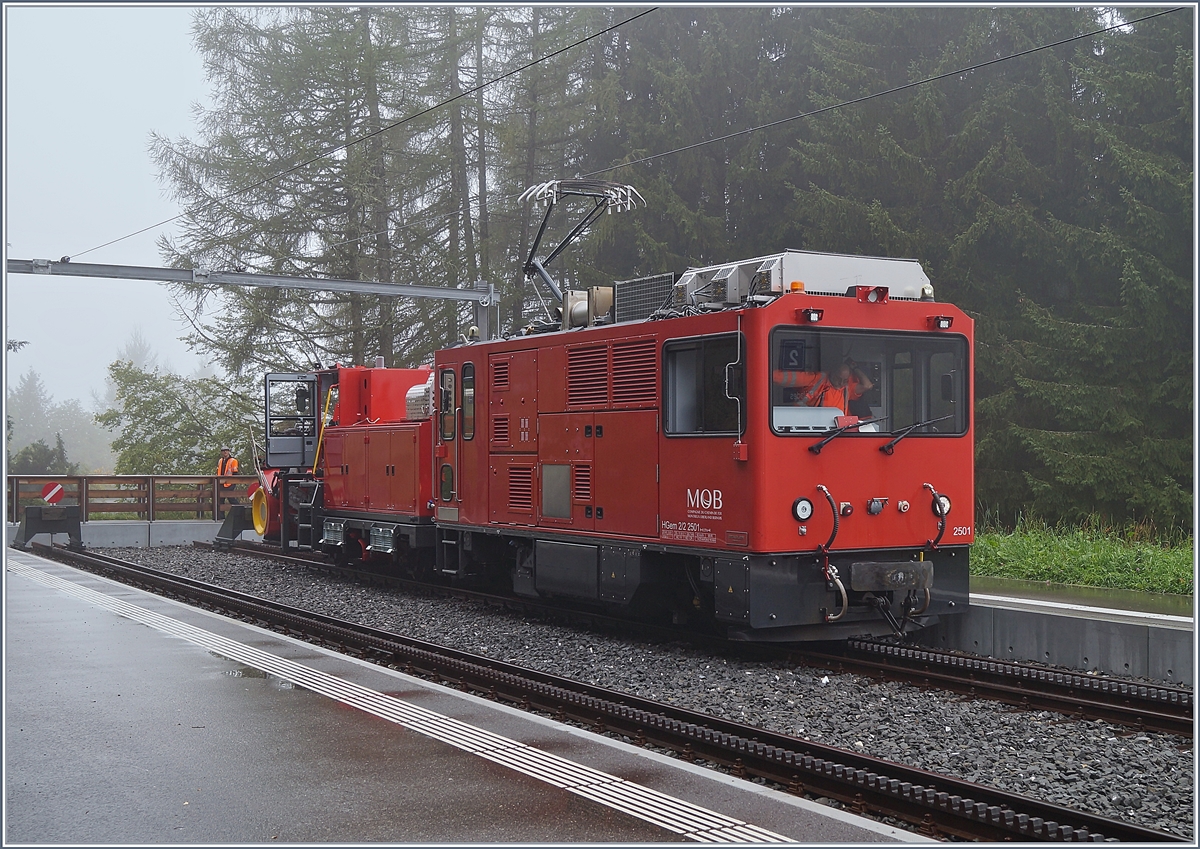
213, 660, 303, 691
224, 665, 269, 679
971, 575, 1194, 618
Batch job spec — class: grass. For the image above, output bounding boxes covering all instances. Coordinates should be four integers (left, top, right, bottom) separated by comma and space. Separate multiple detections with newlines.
971, 516, 1194, 596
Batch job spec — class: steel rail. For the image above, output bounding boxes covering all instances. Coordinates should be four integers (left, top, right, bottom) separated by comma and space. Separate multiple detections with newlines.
31, 543, 1186, 842
840, 640, 1193, 738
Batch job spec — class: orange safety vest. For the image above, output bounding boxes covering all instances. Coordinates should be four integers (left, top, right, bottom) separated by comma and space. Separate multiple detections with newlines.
217, 455, 239, 487
808, 380, 845, 412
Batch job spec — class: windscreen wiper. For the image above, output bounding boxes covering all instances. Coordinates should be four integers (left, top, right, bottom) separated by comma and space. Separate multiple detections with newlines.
879, 413, 954, 455
808, 416, 888, 454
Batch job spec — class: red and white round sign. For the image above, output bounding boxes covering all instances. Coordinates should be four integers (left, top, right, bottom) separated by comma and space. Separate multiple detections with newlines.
41, 482, 64, 504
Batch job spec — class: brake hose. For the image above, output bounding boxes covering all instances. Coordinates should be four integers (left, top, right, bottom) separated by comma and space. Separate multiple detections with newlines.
923, 482, 947, 549
815, 485, 847, 621
816, 484, 839, 552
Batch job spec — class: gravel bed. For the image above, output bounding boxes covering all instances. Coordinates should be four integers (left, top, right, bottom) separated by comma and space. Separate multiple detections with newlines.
105, 546, 1195, 839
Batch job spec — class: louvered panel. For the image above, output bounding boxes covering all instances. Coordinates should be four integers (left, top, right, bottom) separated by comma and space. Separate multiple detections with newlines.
508, 466, 533, 513
491, 359, 510, 389
568, 346, 609, 407
573, 465, 592, 502
491, 415, 510, 444
611, 339, 658, 405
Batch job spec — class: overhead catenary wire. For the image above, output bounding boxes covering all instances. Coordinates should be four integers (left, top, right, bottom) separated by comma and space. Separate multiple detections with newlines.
180, 6, 1186, 267
581, 7, 1185, 178
68, 6, 1181, 263
68, 7, 659, 261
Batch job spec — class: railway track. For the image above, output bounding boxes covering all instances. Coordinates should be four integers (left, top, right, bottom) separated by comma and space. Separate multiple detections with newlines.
203, 540, 1195, 738
29, 541, 1188, 842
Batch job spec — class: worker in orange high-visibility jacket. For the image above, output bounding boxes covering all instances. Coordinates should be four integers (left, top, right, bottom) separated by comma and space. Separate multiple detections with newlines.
216, 446, 240, 519
772, 362, 873, 415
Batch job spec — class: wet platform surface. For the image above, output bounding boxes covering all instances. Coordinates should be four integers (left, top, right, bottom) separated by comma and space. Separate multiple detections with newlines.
970, 575, 1193, 620
4, 549, 922, 844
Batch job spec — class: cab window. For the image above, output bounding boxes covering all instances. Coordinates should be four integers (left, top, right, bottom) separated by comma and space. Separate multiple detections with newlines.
461, 363, 475, 440
439, 368, 456, 441
770, 328, 967, 435
664, 333, 746, 436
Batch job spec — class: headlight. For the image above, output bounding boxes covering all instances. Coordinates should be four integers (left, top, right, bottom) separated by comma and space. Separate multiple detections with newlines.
792, 498, 814, 522
932, 495, 951, 517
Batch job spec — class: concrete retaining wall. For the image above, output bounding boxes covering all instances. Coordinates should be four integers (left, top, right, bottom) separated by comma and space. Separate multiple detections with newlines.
922, 604, 1193, 685
6, 522, 261, 549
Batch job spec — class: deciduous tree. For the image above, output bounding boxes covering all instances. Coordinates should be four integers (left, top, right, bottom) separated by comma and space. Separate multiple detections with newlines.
96, 361, 260, 475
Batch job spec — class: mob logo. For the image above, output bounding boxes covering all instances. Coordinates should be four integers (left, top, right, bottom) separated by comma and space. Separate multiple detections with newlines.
687, 488, 723, 510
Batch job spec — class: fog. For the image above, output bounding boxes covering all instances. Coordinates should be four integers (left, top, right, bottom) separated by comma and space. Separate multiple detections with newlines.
4, 5, 211, 406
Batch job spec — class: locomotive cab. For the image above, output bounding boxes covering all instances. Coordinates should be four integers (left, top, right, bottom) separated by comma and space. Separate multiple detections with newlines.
264, 372, 322, 470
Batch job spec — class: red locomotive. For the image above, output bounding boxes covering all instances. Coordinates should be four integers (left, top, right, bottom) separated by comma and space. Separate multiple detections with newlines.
251, 184, 972, 640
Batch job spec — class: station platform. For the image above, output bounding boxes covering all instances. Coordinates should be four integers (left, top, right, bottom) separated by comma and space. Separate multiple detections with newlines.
922, 579, 1194, 685
4, 548, 922, 844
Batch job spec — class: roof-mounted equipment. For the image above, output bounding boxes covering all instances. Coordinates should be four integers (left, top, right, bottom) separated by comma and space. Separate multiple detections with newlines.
519, 179, 645, 330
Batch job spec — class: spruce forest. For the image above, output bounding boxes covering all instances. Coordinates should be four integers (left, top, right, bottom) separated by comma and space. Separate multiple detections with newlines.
152, 6, 1193, 534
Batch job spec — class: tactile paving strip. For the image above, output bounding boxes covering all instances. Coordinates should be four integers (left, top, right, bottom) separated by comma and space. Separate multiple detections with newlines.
9, 560, 791, 843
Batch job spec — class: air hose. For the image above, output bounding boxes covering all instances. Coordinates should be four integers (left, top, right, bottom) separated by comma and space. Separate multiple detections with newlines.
816, 484, 847, 621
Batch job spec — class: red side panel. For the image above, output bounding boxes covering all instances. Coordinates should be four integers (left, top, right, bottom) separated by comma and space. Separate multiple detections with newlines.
323, 422, 432, 518
594, 410, 659, 537
323, 431, 345, 507
489, 455, 537, 526
413, 421, 434, 516
536, 345, 568, 413
384, 426, 422, 513
537, 412, 595, 531
335, 368, 362, 425
658, 433, 755, 550
365, 368, 431, 422
488, 350, 538, 454
367, 431, 391, 510
334, 366, 431, 425
345, 431, 370, 509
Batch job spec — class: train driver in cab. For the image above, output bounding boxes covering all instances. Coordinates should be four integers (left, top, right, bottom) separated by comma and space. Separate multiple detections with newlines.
773, 360, 873, 415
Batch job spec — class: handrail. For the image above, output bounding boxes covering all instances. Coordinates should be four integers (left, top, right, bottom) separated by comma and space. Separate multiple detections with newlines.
6, 475, 257, 523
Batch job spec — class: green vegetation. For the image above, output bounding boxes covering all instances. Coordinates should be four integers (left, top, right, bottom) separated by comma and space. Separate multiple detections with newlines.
153, 7, 1191, 536
96, 361, 260, 474
971, 516, 1194, 596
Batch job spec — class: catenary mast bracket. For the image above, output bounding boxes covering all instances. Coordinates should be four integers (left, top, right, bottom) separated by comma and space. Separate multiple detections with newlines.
7, 258, 494, 306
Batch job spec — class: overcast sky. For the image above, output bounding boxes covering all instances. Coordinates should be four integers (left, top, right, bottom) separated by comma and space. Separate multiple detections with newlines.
5, 4, 210, 405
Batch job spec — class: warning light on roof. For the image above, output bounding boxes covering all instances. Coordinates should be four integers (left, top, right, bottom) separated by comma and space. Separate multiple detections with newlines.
790, 280, 805, 293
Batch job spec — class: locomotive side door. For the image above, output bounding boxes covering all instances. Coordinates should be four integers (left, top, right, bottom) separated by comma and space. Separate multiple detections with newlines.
455, 362, 481, 520
435, 366, 459, 521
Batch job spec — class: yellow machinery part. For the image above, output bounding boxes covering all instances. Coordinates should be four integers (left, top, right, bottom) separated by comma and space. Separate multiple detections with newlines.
252, 487, 270, 537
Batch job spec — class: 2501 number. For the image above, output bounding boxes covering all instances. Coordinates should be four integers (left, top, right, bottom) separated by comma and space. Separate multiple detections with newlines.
951, 526, 972, 536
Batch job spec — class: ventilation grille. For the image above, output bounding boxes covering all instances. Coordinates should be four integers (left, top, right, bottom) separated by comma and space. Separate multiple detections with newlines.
508, 466, 533, 513
611, 339, 658, 404
491, 415, 510, 444
568, 346, 609, 407
613, 272, 677, 323
491, 359, 510, 389
573, 465, 592, 502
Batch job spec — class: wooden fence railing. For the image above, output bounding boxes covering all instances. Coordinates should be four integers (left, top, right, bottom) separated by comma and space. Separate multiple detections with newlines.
6, 476, 258, 523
